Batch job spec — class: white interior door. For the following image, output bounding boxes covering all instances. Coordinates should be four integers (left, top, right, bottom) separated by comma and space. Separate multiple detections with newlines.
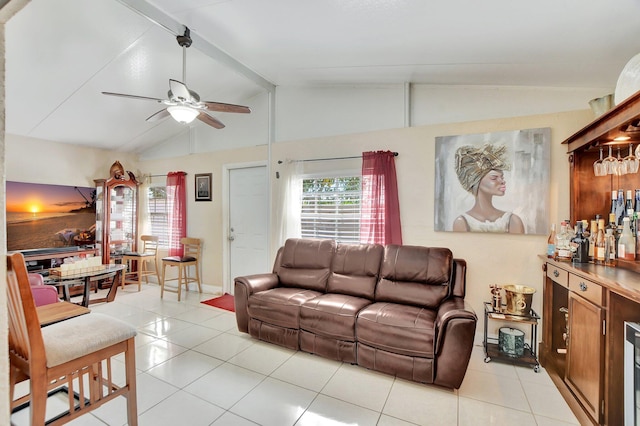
228, 165, 268, 294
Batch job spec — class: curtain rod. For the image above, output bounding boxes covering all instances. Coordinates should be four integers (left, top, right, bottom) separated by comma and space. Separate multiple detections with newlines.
277, 152, 398, 164
146, 173, 189, 178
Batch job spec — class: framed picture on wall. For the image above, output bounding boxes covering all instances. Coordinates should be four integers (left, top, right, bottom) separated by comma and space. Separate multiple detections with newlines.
195, 173, 212, 202
434, 127, 551, 235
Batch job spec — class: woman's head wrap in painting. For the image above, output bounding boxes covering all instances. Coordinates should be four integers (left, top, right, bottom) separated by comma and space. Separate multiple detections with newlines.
455, 143, 510, 195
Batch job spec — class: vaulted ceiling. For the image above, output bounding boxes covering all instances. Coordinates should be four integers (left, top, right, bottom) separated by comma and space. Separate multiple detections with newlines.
7, 0, 640, 153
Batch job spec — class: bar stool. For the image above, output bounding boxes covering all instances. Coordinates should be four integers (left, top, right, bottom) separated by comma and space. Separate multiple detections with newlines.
121, 235, 159, 291
160, 237, 202, 301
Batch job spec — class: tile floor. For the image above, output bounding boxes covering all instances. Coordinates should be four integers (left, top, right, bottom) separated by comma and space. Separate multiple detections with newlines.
12, 283, 580, 426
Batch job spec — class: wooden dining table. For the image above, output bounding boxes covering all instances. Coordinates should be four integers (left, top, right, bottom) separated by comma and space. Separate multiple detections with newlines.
37, 301, 90, 327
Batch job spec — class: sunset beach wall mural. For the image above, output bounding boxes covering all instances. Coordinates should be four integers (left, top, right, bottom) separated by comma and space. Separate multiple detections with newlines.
6, 181, 96, 252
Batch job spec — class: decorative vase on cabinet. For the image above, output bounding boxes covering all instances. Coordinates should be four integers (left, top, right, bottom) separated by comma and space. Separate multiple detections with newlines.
94, 161, 139, 265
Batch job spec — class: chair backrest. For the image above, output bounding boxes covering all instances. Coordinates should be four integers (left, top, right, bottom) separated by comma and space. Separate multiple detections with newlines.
181, 237, 201, 260
141, 235, 159, 255
7, 252, 47, 372
28, 273, 45, 286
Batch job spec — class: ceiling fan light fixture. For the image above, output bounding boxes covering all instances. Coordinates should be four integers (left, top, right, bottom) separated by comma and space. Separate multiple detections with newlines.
167, 105, 198, 124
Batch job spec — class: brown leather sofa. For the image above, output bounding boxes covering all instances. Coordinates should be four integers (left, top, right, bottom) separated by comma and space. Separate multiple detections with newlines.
234, 238, 477, 389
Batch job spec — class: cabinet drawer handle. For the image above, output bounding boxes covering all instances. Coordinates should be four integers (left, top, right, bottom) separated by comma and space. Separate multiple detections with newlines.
579, 282, 588, 292
553, 270, 559, 278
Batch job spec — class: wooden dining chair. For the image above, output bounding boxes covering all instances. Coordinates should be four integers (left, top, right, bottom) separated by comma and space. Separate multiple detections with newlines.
160, 237, 202, 301
121, 235, 160, 291
7, 252, 138, 425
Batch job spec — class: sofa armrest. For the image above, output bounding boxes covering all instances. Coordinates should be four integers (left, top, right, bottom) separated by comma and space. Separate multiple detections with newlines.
234, 273, 280, 333
433, 297, 477, 388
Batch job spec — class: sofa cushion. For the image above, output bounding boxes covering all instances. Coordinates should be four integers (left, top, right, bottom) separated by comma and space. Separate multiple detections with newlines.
278, 238, 336, 292
375, 245, 452, 309
248, 287, 322, 329
356, 302, 436, 358
327, 243, 383, 299
300, 293, 372, 341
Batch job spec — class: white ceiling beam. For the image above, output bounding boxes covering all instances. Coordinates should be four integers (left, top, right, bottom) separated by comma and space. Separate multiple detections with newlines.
116, 0, 275, 93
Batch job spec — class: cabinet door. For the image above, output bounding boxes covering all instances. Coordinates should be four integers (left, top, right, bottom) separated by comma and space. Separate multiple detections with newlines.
109, 184, 136, 257
566, 291, 604, 423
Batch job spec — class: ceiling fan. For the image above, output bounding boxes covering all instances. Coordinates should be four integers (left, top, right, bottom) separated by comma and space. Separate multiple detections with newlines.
102, 27, 250, 129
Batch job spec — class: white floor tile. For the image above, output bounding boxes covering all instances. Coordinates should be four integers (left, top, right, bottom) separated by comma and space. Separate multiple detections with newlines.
230, 377, 317, 426
172, 306, 223, 323
377, 414, 420, 425
138, 317, 193, 338
458, 368, 530, 412
383, 379, 458, 425
320, 363, 394, 412
138, 390, 225, 426
295, 394, 380, 425
193, 332, 255, 361
523, 381, 580, 424
227, 340, 295, 375
210, 411, 261, 425
135, 338, 188, 371
271, 351, 341, 392
458, 396, 537, 426
184, 363, 266, 409
201, 312, 240, 331
161, 324, 222, 348
146, 350, 223, 388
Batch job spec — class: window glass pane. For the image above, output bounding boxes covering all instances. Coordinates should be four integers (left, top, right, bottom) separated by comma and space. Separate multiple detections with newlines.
147, 186, 170, 247
301, 176, 361, 243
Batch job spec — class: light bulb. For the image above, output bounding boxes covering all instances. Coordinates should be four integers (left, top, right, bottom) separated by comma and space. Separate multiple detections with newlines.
167, 106, 198, 124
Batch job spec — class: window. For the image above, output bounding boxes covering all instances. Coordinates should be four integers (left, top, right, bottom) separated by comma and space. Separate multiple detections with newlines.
147, 185, 170, 248
301, 176, 361, 243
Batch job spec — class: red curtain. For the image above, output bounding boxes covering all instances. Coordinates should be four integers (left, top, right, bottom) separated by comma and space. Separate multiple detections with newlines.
360, 151, 402, 245
167, 171, 187, 256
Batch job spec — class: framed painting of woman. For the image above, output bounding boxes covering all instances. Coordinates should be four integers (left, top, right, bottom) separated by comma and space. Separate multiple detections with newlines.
434, 128, 551, 235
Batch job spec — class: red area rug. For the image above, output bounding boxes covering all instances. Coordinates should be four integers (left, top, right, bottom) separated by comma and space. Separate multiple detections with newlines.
201, 293, 235, 312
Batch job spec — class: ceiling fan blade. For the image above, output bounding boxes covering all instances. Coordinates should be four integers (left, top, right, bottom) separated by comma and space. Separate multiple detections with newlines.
203, 101, 251, 114
146, 109, 170, 122
169, 79, 192, 102
102, 91, 164, 102
197, 112, 225, 129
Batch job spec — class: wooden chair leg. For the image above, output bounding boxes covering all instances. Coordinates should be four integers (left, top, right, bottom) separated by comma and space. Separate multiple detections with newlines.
29, 373, 48, 426
121, 259, 128, 289
125, 338, 138, 426
195, 263, 202, 293
177, 266, 183, 302
160, 264, 166, 299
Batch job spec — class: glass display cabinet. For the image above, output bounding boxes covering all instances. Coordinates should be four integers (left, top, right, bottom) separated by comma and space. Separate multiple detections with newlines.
94, 161, 139, 264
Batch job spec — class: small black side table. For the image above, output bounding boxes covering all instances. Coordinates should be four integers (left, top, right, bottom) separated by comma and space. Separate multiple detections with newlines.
483, 302, 540, 372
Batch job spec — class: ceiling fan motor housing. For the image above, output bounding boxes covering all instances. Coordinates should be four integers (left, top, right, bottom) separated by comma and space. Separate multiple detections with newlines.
177, 27, 192, 48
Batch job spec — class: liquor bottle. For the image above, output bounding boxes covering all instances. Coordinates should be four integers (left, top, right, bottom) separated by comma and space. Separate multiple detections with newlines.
571, 221, 589, 263
605, 228, 617, 266
627, 190, 635, 220
611, 190, 617, 217
608, 212, 620, 258
635, 189, 640, 213
618, 217, 636, 260
616, 189, 625, 225
588, 219, 597, 262
595, 219, 606, 264
547, 223, 556, 259
556, 221, 572, 261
